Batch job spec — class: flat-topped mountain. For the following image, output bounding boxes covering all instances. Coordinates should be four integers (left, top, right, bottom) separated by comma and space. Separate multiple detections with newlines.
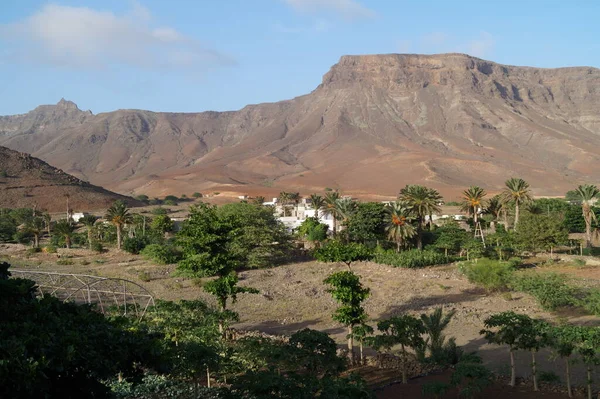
0, 146, 142, 211
2, 53, 600, 199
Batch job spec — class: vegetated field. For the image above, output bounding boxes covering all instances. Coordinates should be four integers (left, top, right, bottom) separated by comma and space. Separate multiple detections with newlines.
3, 243, 600, 397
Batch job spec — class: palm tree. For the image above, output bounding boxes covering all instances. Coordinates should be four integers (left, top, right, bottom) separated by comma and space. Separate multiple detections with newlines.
501, 178, 533, 230
310, 194, 325, 221
54, 219, 75, 249
385, 201, 416, 252
323, 191, 342, 235
26, 216, 45, 248
335, 197, 357, 228
399, 185, 442, 250
42, 212, 52, 235
574, 184, 600, 248
278, 191, 292, 216
79, 215, 98, 250
460, 186, 486, 224
483, 195, 503, 230
105, 200, 133, 250
420, 307, 456, 358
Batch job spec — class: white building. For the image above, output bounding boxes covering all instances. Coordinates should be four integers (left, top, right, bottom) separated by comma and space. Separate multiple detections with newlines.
269, 198, 335, 232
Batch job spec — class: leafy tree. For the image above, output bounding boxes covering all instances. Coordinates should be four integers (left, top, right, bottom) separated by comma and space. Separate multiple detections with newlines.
449, 355, 492, 399
105, 200, 133, 250
192, 192, 203, 198
323, 271, 370, 364
564, 325, 600, 399
135, 194, 149, 202
53, 219, 75, 248
516, 318, 551, 391
385, 201, 416, 252
501, 178, 533, 229
217, 202, 291, 268
480, 311, 532, 386
432, 224, 469, 257
573, 184, 600, 248
297, 217, 328, 246
314, 240, 372, 269
345, 202, 386, 244
288, 328, 345, 376
151, 214, 174, 235
9, 207, 35, 225
514, 214, 568, 253
0, 214, 17, 242
350, 323, 374, 365
549, 325, 577, 398
399, 185, 442, 249
203, 271, 259, 335
369, 315, 425, 383
461, 186, 486, 224
79, 214, 98, 250
177, 203, 238, 277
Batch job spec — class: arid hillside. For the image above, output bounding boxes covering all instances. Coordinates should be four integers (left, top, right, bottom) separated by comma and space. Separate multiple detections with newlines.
0, 146, 142, 211
2, 53, 600, 199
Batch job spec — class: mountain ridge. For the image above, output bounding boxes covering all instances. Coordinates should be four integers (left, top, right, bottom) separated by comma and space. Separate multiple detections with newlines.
2, 53, 600, 199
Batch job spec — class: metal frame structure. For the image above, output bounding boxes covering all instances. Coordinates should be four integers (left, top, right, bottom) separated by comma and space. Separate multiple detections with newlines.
10, 270, 155, 319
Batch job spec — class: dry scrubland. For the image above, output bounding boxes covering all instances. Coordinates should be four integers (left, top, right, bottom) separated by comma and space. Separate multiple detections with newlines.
3, 242, 600, 396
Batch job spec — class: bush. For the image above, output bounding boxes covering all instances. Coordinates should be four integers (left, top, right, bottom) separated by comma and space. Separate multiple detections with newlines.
152, 207, 169, 215
163, 199, 178, 206
44, 245, 58, 253
26, 247, 41, 255
141, 244, 181, 265
13, 230, 33, 244
373, 248, 449, 268
122, 236, 149, 254
56, 259, 74, 265
91, 241, 104, 253
458, 259, 515, 291
509, 272, 578, 310
579, 288, 600, 316
138, 271, 152, 282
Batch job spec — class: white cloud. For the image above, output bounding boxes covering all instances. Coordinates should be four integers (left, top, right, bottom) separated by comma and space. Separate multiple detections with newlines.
283, 0, 375, 19
0, 3, 234, 71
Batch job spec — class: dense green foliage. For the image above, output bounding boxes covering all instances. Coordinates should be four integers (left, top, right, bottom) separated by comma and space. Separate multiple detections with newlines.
509, 272, 578, 311
297, 217, 328, 243
459, 259, 515, 291
344, 202, 386, 243
314, 240, 372, 268
514, 214, 568, 251
141, 244, 182, 264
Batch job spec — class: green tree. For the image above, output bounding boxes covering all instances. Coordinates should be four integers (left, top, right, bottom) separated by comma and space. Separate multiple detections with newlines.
79, 214, 98, 250
399, 185, 442, 249
203, 271, 259, 335
549, 325, 577, 398
514, 214, 568, 253
345, 202, 386, 244
0, 214, 17, 243
432, 224, 469, 257
516, 318, 551, 391
369, 315, 425, 383
461, 186, 486, 224
105, 200, 133, 250
151, 214, 174, 235
53, 219, 75, 248
350, 323, 374, 365
573, 184, 600, 248
297, 217, 328, 246
501, 178, 533, 230
323, 271, 370, 364
565, 325, 600, 399
314, 240, 372, 269
480, 311, 531, 386
385, 201, 416, 252
192, 192, 203, 199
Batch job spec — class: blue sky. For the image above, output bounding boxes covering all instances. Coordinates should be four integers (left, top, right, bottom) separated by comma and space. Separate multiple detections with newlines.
1, 0, 599, 115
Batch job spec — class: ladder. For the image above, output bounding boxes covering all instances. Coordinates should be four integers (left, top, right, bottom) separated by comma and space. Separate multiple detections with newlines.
474, 221, 486, 247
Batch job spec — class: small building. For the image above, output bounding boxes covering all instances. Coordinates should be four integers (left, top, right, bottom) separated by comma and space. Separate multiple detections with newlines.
71, 212, 88, 223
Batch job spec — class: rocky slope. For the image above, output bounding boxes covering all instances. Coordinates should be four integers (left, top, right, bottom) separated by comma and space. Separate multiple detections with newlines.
2, 53, 600, 199
0, 146, 142, 211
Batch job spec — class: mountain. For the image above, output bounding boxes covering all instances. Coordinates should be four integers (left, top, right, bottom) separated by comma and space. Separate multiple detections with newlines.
0, 146, 142, 212
2, 53, 600, 199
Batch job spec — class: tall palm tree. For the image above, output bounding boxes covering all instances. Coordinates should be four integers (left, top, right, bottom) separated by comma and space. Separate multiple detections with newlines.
79, 215, 99, 250
501, 178, 533, 230
42, 212, 52, 235
105, 200, 132, 250
483, 195, 503, 229
309, 194, 325, 221
323, 191, 342, 236
385, 201, 416, 252
461, 186, 486, 224
574, 184, 600, 248
54, 219, 75, 249
399, 185, 442, 250
26, 216, 45, 248
278, 191, 292, 216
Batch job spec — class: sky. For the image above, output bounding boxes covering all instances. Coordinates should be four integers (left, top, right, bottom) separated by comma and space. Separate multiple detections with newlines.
1, 0, 599, 115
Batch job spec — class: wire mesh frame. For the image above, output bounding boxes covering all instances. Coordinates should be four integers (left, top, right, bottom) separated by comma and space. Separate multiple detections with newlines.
10, 270, 155, 320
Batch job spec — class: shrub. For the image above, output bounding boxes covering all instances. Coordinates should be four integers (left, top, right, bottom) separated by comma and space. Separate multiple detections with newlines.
141, 244, 181, 265
579, 288, 600, 316
122, 236, 149, 254
13, 230, 33, 244
163, 199, 177, 206
507, 257, 523, 268
44, 245, 58, 253
509, 272, 578, 310
80, 260, 90, 266
91, 241, 104, 253
138, 271, 152, 282
164, 195, 179, 202
373, 248, 449, 268
152, 207, 169, 215
573, 258, 586, 267
56, 259, 74, 265
26, 247, 41, 255
458, 259, 514, 291
192, 192, 202, 198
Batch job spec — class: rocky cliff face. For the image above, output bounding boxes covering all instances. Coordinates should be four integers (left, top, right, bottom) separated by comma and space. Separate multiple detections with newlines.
2, 53, 600, 199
